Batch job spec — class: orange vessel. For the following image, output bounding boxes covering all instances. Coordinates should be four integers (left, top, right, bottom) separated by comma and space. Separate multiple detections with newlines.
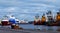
49, 11, 60, 26
56, 12, 60, 21
41, 14, 46, 25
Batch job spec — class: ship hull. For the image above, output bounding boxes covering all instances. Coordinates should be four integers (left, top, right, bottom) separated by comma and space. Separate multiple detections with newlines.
1, 21, 11, 26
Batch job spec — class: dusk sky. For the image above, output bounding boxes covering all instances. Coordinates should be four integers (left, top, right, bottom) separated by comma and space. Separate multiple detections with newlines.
0, 0, 60, 21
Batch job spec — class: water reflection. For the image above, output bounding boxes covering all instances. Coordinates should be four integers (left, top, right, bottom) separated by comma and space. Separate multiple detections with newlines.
19, 24, 60, 31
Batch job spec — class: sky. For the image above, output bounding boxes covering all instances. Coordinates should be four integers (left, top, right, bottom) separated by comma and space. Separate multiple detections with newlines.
0, 0, 60, 21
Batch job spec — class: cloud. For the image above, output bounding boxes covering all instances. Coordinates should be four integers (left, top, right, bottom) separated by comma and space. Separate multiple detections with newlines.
0, 0, 60, 21
5, 7, 16, 12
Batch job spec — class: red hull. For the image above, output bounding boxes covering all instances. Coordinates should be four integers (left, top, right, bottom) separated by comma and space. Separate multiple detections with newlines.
1, 21, 11, 26
34, 20, 41, 25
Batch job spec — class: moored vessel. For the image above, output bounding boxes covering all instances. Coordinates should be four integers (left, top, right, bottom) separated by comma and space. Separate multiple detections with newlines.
41, 14, 46, 25
1, 16, 11, 26
34, 14, 41, 25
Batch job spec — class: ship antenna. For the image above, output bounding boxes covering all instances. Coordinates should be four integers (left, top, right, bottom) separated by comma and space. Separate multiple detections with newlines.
59, 9, 60, 12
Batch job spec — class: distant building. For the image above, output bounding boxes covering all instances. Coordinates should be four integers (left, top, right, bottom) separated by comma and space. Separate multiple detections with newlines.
20, 20, 28, 23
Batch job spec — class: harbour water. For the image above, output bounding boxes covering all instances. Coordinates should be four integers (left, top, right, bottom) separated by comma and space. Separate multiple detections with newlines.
19, 24, 60, 31
0, 24, 60, 31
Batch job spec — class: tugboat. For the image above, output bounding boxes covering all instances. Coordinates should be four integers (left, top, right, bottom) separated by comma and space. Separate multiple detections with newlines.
41, 14, 46, 25
8, 15, 22, 29
46, 11, 54, 26
33, 14, 41, 30
33, 14, 41, 25
1, 15, 11, 26
46, 10, 60, 26
52, 11, 60, 26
